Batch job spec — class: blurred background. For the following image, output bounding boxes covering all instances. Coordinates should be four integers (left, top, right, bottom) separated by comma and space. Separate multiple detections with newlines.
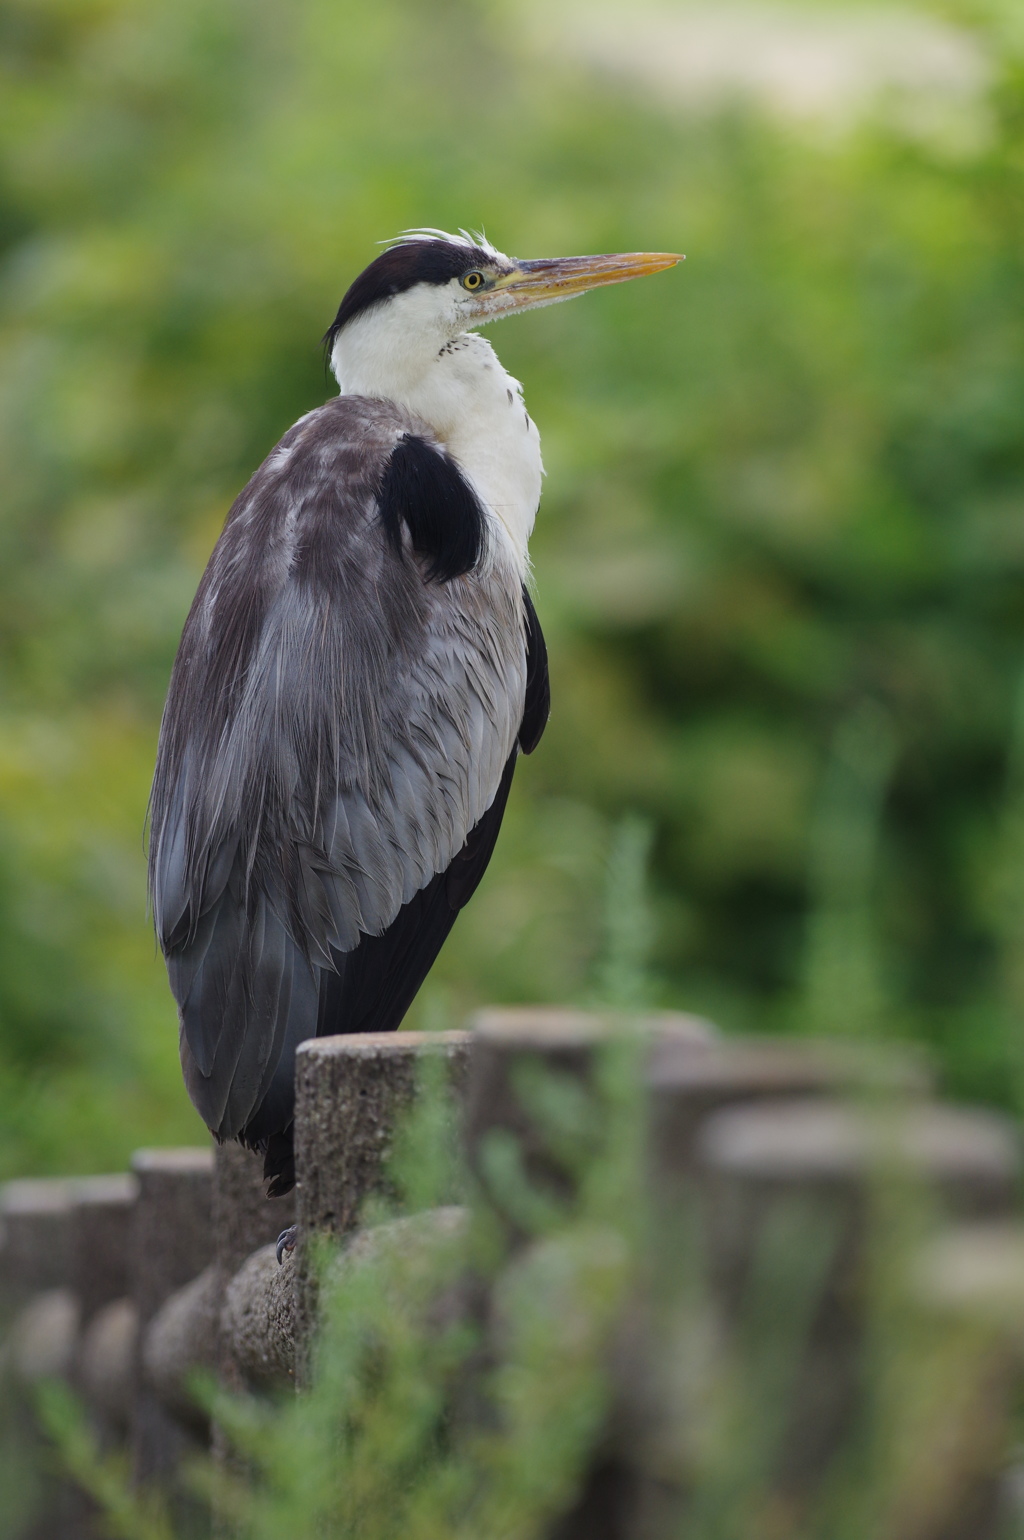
0, 0, 1022, 1177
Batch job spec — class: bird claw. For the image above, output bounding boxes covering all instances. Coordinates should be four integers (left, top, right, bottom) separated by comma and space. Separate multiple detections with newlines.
276, 1225, 297, 1265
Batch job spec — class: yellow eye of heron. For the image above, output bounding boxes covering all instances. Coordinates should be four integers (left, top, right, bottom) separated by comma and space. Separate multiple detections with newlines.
462, 271, 485, 290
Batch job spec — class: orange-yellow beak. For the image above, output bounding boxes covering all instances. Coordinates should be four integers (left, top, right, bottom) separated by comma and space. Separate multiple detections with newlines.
472, 250, 683, 319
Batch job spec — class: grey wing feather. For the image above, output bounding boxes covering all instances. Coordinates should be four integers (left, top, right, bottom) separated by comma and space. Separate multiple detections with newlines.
149, 395, 527, 1139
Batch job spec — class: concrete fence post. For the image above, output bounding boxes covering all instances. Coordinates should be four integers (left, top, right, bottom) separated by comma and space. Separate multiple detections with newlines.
0, 1178, 74, 1319
213, 1139, 298, 1389
915, 1221, 1024, 1539
1, 1178, 80, 1393
541, 1035, 935, 1540
293, 1028, 471, 1374
214, 1141, 295, 1282
462, 1009, 607, 1241
690, 1098, 1021, 1532
70, 1174, 138, 1331
129, 1147, 214, 1490
72, 1173, 139, 1450
294, 1029, 473, 1241
464, 1007, 714, 1244
645, 1035, 929, 1195
2, 1175, 137, 1540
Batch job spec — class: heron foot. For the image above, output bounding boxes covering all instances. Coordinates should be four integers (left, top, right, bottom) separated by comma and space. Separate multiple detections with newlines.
276, 1225, 298, 1265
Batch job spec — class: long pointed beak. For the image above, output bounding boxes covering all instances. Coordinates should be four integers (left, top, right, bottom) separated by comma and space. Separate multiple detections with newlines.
473, 250, 683, 320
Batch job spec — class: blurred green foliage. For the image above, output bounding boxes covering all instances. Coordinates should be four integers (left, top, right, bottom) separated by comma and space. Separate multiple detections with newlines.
1, 0, 1024, 1174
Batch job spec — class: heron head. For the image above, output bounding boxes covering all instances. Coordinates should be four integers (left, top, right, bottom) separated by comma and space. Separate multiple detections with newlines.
325, 230, 682, 381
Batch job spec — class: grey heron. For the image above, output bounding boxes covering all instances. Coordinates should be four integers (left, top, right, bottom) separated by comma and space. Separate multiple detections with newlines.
148, 230, 681, 1198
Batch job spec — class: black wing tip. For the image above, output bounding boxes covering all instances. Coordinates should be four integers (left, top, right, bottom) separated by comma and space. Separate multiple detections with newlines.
519, 587, 550, 754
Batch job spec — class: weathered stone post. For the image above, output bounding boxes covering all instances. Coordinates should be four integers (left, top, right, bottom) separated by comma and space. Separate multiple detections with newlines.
0, 1178, 74, 1322
129, 1147, 214, 1488
294, 1029, 472, 1239
1, 1178, 81, 1426
915, 1221, 1024, 1539
292, 1028, 472, 1373
0, 1179, 80, 1540
73, 1173, 139, 1447
2, 1175, 138, 1540
213, 1142, 297, 1389
2, 1174, 139, 1401
539, 1033, 930, 1540
213, 1142, 295, 1284
463, 1009, 608, 1243
646, 1035, 929, 1194
464, 1008, 713, 1244
142, 1143, 297, 1409
71, 1174, 138, 1330
691, 1097, 1020, 1531
699, 1097, 1017, 1303
460, 1009, 718, 1540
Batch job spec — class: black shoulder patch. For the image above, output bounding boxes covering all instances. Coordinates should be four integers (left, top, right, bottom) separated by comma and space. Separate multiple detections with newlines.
519, 587, 550, 754
377, 434, 485, 583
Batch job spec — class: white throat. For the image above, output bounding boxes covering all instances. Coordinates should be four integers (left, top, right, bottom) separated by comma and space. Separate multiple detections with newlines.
330, 287, 543, 576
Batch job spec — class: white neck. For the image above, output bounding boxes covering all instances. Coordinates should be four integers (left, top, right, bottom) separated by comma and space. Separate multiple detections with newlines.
330, 289, 543, 577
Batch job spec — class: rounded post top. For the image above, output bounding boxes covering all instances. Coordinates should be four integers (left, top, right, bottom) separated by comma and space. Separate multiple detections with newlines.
298, 1029, 471, 1062
918, 1222, 1024, 1320
131, 1147, 214, 1175
2, 1177, 73, 1215
468, 1006, 715, 1049
71, 1173, 139, 1207
648, 1035, 930, 1097
699, 1099, 1018, 1186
